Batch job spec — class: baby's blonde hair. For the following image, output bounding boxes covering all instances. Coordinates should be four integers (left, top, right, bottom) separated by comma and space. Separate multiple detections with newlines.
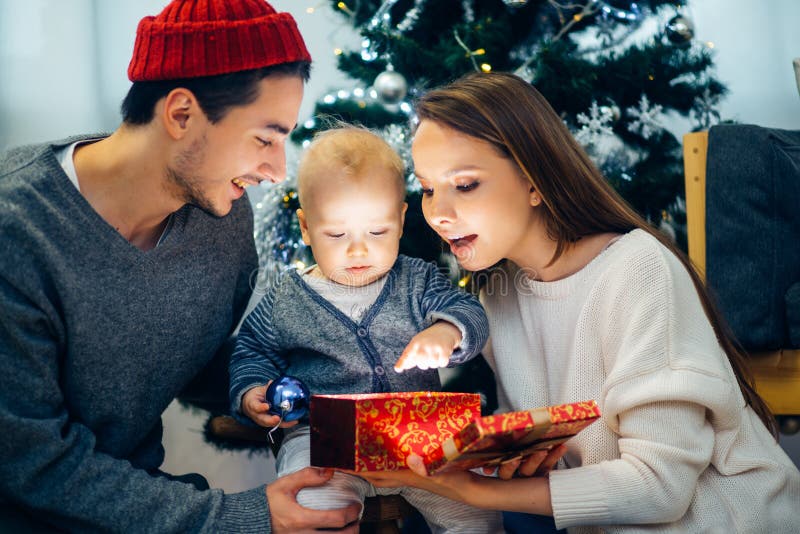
297, 125, 405, 206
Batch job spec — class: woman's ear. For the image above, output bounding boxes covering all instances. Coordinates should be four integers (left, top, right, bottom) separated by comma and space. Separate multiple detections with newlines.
529, 186, 542, 207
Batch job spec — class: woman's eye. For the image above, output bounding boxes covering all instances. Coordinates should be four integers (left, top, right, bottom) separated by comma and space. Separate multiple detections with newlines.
420, 187, 434, 196
456, 182, 479, 192
256, 137, 272, 147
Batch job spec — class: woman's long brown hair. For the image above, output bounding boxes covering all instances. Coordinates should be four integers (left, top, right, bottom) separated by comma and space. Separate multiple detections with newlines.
414, 71, 778, 438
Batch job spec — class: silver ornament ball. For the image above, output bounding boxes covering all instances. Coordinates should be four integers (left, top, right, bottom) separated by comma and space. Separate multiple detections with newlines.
373, 70, 408, 105
502, 0, 529, 7
665, 15, 694, 45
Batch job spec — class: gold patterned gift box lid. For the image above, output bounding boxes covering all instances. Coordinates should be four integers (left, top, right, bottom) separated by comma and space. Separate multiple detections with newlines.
424, 400, 601, 475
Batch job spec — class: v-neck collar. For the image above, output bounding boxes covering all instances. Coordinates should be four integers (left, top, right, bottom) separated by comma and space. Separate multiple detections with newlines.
44, 138, 187, 265
289, 258, 401, 333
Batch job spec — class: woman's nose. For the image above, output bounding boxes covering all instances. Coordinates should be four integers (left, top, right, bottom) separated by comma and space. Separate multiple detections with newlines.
425, 192, 456, 226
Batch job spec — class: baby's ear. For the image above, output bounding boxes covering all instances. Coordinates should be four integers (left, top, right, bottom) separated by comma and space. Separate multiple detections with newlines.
400, 202, 408, 235
296, 209, 312, 245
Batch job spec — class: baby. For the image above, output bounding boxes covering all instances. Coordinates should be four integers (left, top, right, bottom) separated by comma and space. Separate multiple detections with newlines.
229, 126, 502, 532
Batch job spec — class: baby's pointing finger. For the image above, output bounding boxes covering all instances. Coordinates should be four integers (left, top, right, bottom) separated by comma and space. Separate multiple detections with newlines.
394, 348, 414, 372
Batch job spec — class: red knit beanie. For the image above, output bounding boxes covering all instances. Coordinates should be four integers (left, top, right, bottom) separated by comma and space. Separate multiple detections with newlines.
127, 0, 311, 81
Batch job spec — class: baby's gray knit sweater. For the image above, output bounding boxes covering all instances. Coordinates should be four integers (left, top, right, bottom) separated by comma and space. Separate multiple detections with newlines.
0, 137, 267, 532
229, 255, 489, 418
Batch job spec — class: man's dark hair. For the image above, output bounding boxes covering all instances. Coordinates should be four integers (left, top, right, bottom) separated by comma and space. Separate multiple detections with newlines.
121, 61, 311, 125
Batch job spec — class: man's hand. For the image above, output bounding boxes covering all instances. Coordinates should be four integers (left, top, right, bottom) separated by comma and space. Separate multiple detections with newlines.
394, 321, 462, 372
267, 468, 360, 533
241, 383, 297, 428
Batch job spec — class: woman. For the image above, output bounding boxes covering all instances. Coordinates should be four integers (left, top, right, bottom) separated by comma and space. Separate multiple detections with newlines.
367, 72, 799, 533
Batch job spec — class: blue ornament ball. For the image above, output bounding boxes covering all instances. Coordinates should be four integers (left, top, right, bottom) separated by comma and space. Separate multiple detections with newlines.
265, 375, 310, 422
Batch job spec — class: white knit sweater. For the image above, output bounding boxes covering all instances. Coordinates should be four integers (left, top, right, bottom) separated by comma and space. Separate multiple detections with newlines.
480, 229, 800, 533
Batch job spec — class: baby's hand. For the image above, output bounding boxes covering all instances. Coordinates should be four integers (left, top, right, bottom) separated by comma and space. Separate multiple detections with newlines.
241, 382, 297, 428
394, 321, 462, 372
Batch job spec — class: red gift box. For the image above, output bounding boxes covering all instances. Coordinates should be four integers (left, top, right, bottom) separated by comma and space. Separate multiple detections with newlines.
423, 400, 601, 474
310, 391, 481, 472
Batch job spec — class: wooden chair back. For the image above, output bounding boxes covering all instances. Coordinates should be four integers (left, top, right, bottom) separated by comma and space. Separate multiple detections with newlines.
683, 131, 800, 425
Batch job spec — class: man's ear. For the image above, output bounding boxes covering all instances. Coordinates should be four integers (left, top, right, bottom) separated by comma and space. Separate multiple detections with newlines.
296, 208, 312, 246
162, 88, 198, 140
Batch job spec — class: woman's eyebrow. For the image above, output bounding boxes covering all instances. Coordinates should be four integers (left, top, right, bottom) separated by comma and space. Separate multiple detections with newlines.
416, 165, 483, 181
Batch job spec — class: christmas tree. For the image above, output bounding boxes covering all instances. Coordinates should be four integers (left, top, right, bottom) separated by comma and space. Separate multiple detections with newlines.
256, 0, 723, 277
251, 0, 725, 407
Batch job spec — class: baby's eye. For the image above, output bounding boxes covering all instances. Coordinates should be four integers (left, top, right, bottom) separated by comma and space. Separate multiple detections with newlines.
326, 232, 344, 238
456, 182, 479, 192
370, 230, 388, 236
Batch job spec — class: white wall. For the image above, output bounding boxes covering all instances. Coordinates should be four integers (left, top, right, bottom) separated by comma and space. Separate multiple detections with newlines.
1, 0, 798, 489
1, 0, 797, 154
690, 0, 799, 128
0, 0, 103, 147
0, 0, 360, 154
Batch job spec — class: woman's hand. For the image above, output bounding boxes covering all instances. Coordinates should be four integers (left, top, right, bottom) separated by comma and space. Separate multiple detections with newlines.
356, 454, 480, 505
355, 445, 566, 513
488, 444, 567, 480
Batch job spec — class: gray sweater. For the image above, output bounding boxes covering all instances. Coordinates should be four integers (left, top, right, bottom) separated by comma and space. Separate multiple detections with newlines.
0, 137, 266, 533
229, 255, 489, 419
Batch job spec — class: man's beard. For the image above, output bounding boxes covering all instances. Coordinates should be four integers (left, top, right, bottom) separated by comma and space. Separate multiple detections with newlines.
165, 135, 225, 217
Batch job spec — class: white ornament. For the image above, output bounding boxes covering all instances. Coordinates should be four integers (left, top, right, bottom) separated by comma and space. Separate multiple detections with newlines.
626, 94, 663, 139
575, 101, 615, 146
691, 88, 721, 129
373, 69, 408, 105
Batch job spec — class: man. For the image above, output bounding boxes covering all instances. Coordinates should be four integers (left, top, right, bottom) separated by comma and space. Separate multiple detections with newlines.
0, 0, 359, 532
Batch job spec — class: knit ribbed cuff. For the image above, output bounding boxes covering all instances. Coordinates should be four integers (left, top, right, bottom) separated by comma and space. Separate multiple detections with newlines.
428, 310, 486, 364
549, 466, 612, 529
216, 485, 271, 533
